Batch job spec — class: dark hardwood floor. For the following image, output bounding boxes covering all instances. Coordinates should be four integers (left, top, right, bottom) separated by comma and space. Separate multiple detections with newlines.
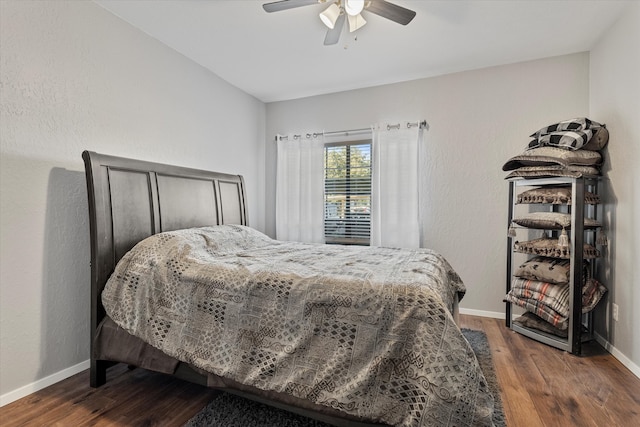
1, 315, 638, 426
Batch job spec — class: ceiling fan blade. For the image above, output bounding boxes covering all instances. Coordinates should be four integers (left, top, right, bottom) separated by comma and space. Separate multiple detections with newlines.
366, 0, 416, 25
263, 0, 319, 13
324, 13, 346, 45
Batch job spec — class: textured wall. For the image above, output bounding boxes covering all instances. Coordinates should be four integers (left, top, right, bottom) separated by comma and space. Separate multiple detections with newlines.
265, 53, 590, 316
590, 2, 640, 370
0, 1, 265, 398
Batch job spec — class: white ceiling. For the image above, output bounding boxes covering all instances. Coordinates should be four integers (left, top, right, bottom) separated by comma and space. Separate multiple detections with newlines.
94, 0, 629, 103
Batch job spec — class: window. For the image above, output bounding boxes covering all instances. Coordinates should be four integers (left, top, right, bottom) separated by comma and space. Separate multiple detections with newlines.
324, 140, 372, 245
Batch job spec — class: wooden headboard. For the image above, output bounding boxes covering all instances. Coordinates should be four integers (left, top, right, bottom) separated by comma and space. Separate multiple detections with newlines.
82, 150, 247, 355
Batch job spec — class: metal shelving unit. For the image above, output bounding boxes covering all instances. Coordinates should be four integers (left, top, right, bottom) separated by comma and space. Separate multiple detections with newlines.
505, 176, 601, 355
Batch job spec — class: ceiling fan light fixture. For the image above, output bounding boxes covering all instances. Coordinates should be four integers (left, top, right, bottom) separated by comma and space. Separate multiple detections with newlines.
348, 13, 366, 32
263, 0, 416, 46
319, 3, 341, 29
344, 0, 364, 16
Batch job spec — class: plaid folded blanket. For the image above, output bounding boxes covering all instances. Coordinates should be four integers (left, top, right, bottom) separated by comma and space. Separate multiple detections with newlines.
527, 130, 593, 151
530, 118, 602, 138
527, 118, 604, 151
505, 277, 606, 330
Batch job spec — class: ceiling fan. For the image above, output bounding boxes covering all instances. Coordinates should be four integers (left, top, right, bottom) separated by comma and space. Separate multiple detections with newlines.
263, 0, 417, 46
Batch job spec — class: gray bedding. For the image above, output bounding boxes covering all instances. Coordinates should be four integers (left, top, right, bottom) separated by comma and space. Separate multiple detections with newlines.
102, 225, 495, 426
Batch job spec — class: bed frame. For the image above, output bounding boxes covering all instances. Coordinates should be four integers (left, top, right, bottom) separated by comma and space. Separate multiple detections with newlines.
83, 150, 248, 385
82, 150, 383, 427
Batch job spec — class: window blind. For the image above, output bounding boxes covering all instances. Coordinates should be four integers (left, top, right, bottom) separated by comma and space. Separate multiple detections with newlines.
324, 141, 372, 245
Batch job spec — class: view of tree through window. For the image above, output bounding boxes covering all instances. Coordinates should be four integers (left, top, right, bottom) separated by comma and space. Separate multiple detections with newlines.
324, 141, 372, 245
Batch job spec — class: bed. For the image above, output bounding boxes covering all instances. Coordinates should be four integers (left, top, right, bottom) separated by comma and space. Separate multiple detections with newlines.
83, 150, 496, 427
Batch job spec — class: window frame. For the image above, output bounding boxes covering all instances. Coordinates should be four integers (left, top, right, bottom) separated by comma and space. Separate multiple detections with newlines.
323, 139, 372, 246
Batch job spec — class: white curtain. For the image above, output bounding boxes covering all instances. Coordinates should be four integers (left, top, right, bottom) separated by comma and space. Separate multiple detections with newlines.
371, 125, 424, 248
275, 135, 325, 243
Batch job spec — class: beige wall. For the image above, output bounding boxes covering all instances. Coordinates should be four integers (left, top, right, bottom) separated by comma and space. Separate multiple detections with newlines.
0, 0, 266, 400
590, 1, 640, 371
266, 53, 591, 318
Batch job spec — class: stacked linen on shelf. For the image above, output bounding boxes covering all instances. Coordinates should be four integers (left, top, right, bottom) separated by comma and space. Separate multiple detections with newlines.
505, 256, 607, 335
502, 118, 608, 179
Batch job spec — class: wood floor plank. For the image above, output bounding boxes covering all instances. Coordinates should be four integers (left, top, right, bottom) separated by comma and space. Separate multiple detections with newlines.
473, 317, 545, 427
1, 315, 639, 426
460, 316, 640, 427
507, 328, 593, 426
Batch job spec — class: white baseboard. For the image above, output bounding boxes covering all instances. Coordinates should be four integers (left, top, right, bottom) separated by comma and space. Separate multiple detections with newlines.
459, 308, 504, 319
0, 359, 90, 407
594, 332, 640, 379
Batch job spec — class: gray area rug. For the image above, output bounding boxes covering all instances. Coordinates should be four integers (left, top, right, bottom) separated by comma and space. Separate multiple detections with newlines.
184, 329, 505, 427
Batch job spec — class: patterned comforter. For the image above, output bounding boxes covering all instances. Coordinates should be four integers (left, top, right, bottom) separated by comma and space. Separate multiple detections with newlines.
103, 225, 495, 426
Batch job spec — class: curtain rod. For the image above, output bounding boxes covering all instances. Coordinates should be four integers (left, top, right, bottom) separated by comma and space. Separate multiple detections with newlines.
275, 120, 428, 141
